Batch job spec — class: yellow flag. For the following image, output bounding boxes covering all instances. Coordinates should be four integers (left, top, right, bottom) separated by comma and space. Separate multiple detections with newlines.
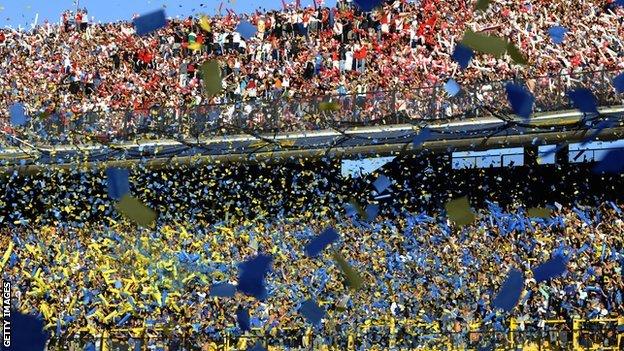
319, 101, 340, 112
188, 42, 202, 51
1, 241, 14, 270
506, 42, 528, 65
199, 16, 211, 32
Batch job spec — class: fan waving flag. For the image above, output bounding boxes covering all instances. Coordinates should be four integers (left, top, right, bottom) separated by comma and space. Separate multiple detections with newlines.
236, 20, 257, 40
444, 79, 461, 97
9, 103, 28, 126
613, 73, 624, 94
548, 26, 568, 44
452, 44, 473, 69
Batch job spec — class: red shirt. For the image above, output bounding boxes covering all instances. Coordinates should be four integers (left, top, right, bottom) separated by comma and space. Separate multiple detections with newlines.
354, 47, 367, 60
571, 55, 582, 67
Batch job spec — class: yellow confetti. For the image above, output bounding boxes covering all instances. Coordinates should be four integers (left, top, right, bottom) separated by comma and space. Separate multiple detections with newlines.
475, 0, 490, 11
445, 196, 476, 227
527, 207, 551, 218
115, 194, 157, 228
333, 252, 364, 290
200, 60, 223, 97
1, 241, 14, 270
461, 29, 508, 58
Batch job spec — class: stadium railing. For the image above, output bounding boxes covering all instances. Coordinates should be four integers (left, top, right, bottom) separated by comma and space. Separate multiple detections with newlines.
5, 69, 624, 146
45, 317, 624, 350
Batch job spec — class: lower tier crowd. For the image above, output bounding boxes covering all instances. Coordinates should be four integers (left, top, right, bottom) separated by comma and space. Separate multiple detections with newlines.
1, 154, 623, 349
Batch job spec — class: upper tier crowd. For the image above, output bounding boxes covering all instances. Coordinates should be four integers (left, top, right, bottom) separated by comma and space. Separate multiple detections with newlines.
1, 0, 624, 130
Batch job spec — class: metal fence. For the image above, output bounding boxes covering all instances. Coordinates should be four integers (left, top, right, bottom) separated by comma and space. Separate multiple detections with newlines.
6, 69, 624, 146
43, 318, 624, 350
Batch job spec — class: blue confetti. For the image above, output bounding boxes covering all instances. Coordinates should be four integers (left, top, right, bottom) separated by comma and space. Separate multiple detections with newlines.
492, 269, 524, 312
568, 88, 598, 114
304, 227, 340, 258
452, 44, 473, 69
547, 26, 568, 44
505, 83, 535, 120
133, 10, 167, 36
247, 342, 267, 351
532, 255, 567, 282
106, 167, 130, 201
444, 79, 461, 97
116, 313, 132, 326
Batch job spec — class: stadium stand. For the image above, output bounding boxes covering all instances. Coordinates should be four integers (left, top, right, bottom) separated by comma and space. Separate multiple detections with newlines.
1, 0, 624, 137
3, 153, 624, 350
2, 0, 624, 350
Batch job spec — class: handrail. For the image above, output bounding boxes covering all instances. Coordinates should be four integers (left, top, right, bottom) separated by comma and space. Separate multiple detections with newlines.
46, 317, 624, 351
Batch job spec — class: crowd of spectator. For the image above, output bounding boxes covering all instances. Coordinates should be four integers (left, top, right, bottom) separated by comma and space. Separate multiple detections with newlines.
2, 151, 624, 349
1, 0, 624, 139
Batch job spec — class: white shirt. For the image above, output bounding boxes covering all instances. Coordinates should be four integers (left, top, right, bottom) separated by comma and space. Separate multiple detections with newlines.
333, 22, 343, 35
